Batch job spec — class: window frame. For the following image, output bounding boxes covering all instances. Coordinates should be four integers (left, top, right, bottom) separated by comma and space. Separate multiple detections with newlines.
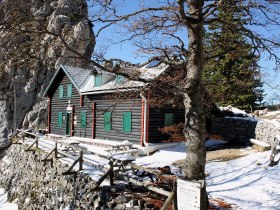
94, 74, 102, 87
67, 84, 72, 98
59, 85, 64, 99
104, 112, 112, 131
80, 111, 87, 128
164, 113, 174, 126
58, 112, 63, 127
123, 112, 132, 133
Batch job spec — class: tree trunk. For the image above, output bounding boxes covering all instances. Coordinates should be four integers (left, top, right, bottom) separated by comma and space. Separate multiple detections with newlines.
182, 1, 208, 209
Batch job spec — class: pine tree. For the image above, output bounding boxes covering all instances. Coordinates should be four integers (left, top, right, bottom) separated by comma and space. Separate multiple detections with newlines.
204, 0, 264, 111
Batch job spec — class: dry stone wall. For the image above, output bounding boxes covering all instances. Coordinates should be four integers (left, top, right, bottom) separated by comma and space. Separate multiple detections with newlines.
0, 145, 158, 210
0, 144, 99, 209
211, 117, 258, 144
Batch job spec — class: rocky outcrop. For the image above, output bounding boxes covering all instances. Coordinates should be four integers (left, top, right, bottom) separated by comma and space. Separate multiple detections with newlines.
255, 119, 280, 145
0, 0, 95, 147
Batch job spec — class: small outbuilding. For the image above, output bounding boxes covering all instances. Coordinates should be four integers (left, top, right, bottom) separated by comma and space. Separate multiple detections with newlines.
44, 61, 185, 145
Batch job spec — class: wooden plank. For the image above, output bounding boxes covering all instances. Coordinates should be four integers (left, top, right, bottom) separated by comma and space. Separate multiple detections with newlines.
123, 176, 171, 197
161, 189, 175, 210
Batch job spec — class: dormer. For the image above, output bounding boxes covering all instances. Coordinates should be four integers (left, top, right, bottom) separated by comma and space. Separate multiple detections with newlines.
115, 75, 126, 85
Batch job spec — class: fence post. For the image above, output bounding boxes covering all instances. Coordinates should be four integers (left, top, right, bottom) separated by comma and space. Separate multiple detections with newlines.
79, 151, 83, 171
55, 142, 58, 158
109, 160, 114, 186
35, 136, 38, 148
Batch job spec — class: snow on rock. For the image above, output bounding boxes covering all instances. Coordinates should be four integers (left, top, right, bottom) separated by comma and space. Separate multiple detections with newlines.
220, 106, 248, 116
0, 188, 18, 210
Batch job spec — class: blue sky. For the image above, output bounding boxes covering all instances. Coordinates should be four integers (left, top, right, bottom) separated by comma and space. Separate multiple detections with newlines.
89, 0, 280, 105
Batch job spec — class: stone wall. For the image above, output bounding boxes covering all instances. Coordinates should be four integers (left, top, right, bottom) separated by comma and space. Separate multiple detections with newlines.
211, 117, 258, 144
0, 145, 161, 209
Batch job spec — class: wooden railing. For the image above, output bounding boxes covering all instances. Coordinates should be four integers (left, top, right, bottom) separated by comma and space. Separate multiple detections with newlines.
11, 130, 175, 209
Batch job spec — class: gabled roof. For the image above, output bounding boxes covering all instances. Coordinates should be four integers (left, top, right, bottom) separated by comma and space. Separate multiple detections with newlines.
44, 60, 169, 97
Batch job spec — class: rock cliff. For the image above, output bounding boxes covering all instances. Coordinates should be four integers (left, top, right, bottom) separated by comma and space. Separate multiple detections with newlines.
0, 0, 95, 147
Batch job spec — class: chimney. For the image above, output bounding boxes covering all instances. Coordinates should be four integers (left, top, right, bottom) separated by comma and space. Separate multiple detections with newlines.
104, 60, 113, 69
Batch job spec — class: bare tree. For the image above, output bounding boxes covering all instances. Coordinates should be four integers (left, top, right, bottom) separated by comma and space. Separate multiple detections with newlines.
1, 0, 280, 208
88, 0, 280, 208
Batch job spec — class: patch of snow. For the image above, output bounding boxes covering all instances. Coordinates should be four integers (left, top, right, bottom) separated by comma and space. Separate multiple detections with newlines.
220, 106, 248, 115
0, 188, 18, 210
139, 62, 169, 81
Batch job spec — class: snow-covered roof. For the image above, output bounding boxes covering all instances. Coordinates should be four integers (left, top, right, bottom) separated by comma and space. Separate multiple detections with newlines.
139, 61, 169, 81
80, 76, 145, 95
45, 60, 169, 96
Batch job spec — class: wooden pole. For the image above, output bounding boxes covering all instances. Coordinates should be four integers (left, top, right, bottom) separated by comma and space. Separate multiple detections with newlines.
161, 189, 175, 210
79, 151, 83, 171
35, 136, 38, 148
109, 160, 114, 186
55, 142, 57, 158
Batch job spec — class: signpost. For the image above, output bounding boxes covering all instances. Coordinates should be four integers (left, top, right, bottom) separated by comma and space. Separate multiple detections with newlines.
177, 179, 203, 210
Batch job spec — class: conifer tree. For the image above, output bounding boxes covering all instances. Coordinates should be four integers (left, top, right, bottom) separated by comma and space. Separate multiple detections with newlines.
204, 0, 264, 111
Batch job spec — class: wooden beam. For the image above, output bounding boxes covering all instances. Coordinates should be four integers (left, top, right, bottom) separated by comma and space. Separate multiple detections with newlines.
123, 176, 171, 197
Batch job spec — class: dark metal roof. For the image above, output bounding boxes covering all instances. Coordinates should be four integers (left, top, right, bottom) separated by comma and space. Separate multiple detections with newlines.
62, 65, 92, 89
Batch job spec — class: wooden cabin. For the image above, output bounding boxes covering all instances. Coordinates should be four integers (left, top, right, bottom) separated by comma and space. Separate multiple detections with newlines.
44, 62, 185, 145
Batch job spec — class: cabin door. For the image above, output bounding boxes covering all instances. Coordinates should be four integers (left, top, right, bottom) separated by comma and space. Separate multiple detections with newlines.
65, 112, 71, 135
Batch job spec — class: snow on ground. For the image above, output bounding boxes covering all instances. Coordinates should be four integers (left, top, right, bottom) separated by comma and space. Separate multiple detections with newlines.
3, 135, 279, 209
207, 151, 280, 210
134, 142, 280, 210
0, 188, 18, 210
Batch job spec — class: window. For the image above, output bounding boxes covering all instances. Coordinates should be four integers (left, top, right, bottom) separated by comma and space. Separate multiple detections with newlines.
67, 84, 72, 98
104, 112, 112, 131
59, 85, 64, 99
116, 75, 125, 85
58, 112, 63, 127
80, 111, 87, 128
123, 112, 132, 132
164, 113, 174, 126
94, 74, 102, 87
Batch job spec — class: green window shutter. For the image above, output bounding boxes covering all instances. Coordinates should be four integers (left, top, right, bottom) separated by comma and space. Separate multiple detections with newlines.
59, 85, 64, 99
116, 75, 125, 85
67, 84, 72, 98
123, 112, 132, 132
104, 112, 112, 131
58, 112, 63, 127
164, 113, 174, 126
80, 111, 87, 128
94, 74, 102, 87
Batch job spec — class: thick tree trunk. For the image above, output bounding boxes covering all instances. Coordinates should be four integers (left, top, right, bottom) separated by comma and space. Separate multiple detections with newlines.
182, 1, 208, 209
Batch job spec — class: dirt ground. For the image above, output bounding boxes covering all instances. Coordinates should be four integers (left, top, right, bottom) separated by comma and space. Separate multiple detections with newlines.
206, 146, 254, 161
173, 144, 255, 168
